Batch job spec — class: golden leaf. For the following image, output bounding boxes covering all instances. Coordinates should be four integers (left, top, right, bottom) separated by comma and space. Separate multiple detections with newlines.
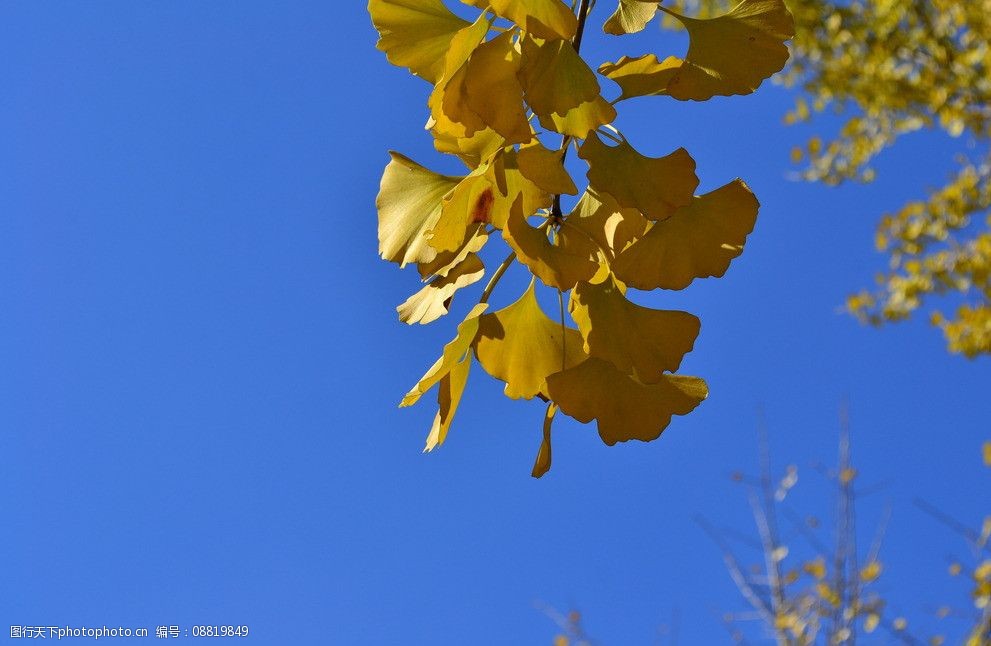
430, 121, 507, 170
398, 254, 486, 325
434, 163, 498, 252
517, 140, 578, 195
370, 0, 471, 83
427, 13, 492, 141
531, 403, 558, 478
423, 348, 471, 451
474, 280, 587, 399
376, 151, 461, 267
579, 133, 698, 221
603, 0, 658, 35
519, 37, 616, 137
983, 441, 991, 467
612, 179, 759, 290
417, 225, 489, 280
504, 200, 600, 290
598, 54, 683, 102
658, 0, 795, 101
860, 561, 882, 583
464, 0, 577, 40
401, 303, 488, 407
803, 557, 826, 580
490, 149, 554, 224
570, 273, 700, 382
546, 357, 707, 445
566, 189, 649, 257
463, 32, 533, 144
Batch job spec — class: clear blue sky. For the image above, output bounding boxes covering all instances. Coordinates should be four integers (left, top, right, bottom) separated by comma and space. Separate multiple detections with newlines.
2, 2, 987, 644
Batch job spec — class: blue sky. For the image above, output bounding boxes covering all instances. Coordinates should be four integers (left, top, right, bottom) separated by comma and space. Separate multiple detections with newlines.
2, 2, 988, 644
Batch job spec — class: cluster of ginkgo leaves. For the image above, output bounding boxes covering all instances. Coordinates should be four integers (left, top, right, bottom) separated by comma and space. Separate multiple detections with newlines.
370, 0, 795, 476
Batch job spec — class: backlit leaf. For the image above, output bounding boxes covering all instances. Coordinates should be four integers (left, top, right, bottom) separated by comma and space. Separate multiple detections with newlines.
613, 179, 759, 290
603, 0, 658, 35
517, 140, 578, 195
598, 54, 684, 102
546, 358, 708, 445
463, 32, 533, 144
377, 151, 461, 267
463, 0, 577, 40
429, 123, 506, 170
538, 96, 617, 139
658, 0, 795, 101
423, 348, 471, 451
504, 200, 600, 290
427, 13, 492, 140
370, 0, 471, 83
531, 402, 557, 478
417, 224, 489, 280
570, 272, 700, 382
567, 189, 649, 257
398, 254, 486, 325
401, 303, 488, 407
579, 133, 698, 221
475, 280, 587, 399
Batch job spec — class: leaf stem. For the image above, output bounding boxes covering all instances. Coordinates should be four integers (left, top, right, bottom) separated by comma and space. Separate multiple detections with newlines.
479, 251, 517, 304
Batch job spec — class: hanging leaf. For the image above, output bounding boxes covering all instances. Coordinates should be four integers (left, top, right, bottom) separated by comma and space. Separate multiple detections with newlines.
424, 349, 472, 451
398, 254, 486, 325
579, 132, 698, 221
474, 280, 587, 399
517, 140, 578, 195
401, 303, 488, 407
463, 0, 577, 40
504, 199, 600, 290
417, 225, 489, 280
603, 0, 658, 35
531, 403, 558, 478
598, 54, 683, 102
546, 358, 708, 445
376, 151, 461, 267
463, 32, 533, 144
369, 0, 472, 83
570, 272, 701, 382
566, 189, 649, 257
613, 179, 759, 290
427, 13, 493, 140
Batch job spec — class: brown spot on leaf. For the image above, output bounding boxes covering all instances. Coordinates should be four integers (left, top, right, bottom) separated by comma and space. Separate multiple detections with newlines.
471, 188, 495, 224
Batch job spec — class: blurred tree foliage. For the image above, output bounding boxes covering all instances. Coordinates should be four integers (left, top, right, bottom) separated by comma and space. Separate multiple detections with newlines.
664, 0, 991, 357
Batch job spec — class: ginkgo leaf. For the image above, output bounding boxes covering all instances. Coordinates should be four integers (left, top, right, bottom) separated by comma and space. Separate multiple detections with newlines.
613, 179, 759, 290
504, 199, 599, 290
566, 189, 648, 257
370, 0, 472, 83
603, 0, 658, 35
433, 163, 497, 252
377, 151, 462, 267
598, 54, 683, 102
546, 358, 708, 445
463, 0, 577, 40
570, 272, 700, 381
517, 140, 578, 195
579, 132, 698, 221
430, 123, 507, 170
531, 402, 557, 478
518, 36, 617, 137
423, 348, 471, 451
418, 224, 489, 279
402, 303, 488, 407
398, 254, 486, 325
474, 280, 587, 399
427, 13, 492, 140
658, 0, 795, 101
491, 149, 554, 223
463, 32, 533, 144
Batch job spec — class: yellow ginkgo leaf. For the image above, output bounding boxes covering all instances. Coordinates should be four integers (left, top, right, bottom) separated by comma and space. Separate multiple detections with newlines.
566, 189, 649, 257
517, 140, 578, 195
983, 440, 991, 467
518, 37, 617, 137
463, 32, 533, 145
434, 163, 498, 252
430, 122, 506, 170
579, 132, 698, 221
398, 254, 485, 325
427, 13, 492, 141
490, 149, 554, 224
570, 273, 700, 382
598, 54, 684, 102
864, 613, 880, 633
377, 151, 461, 267
860, 561, 882, 583
531, 402, 558, 478
803, 557, 826, 580
546, 357, 707, 445
658, 0, 795, 101
504, 200, 600, 290
401, 303, 488, 407
474, 280, 587, 399
417, 224, 488, 280
423, 348, 471, 451
370, 0, 471, 83
463, 0, 577, 40
603, 0, 658, 35
612, 179, 759, 290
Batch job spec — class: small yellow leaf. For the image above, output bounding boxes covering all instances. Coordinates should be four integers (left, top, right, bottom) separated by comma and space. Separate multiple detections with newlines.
603, 0, 658, 35
430, 123, 507, 170
554, 635, 569, 646
474, 280, 588, 399
860, 561, 882, 583
398, 254, 485, 325
598, 54, 684, 102
803, 557, 826, 580
983, 441, 991, 467
546, 357, 707, 445
538, 95, 617, 139
401, 303, 488, 407
839, 467, 858, 484
567, 189, 649, 257
504, 201, 600, 290
659, 0, 795, 101
417, 225, 489, 280
816, 582, 840, 606
423, 347, 471, 451
376, 151, 461, 267
893, 617, 907, 631
570, 272, 701, 382
370, 0, 471, 83
948, 562, 962, 576
579, 132, 698, 221
463, 32, 533, 144
517, 140, 578, 196
612, 180, 759, 290
464, 0, 577, 40
864, 613, 880, 633
531, 403, 558, 478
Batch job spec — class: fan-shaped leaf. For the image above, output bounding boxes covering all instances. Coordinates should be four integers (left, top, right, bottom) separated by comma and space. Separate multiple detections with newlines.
370, 0, 472, 83
504, 200, 600, 290
517, 140, 578, 195
603, 0, 658, 35
463, 32, 533, 144
566, 189, 648, 257
598, 54, 683, 102
463, 0, 577, 40
423, 348, 471, 451
398, 254, 486, 325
